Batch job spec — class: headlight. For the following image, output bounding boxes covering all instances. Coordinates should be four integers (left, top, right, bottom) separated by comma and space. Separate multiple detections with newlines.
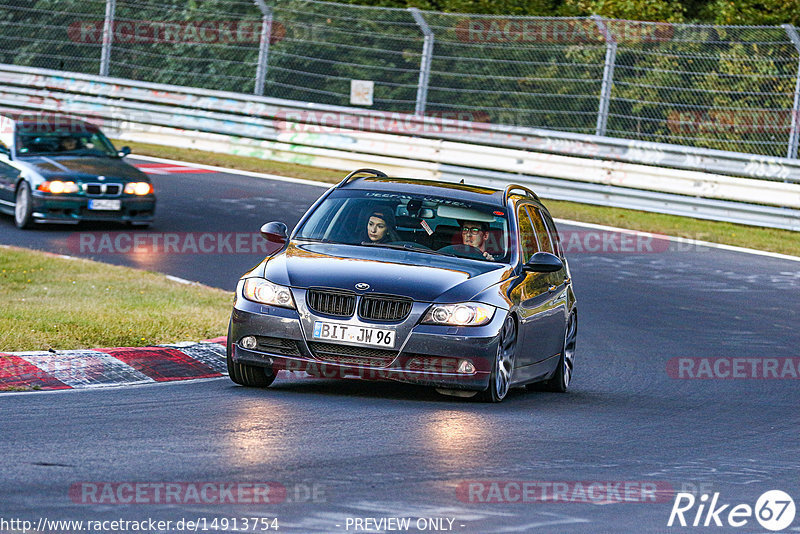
242, 278, 295, 309
124, 182, 153, 195
421, 302, 495, 326
38, 181, 79, 194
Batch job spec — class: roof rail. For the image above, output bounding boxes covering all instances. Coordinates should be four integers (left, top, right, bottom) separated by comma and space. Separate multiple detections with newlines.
336, 168, 388, 188
502, 184, 540, 204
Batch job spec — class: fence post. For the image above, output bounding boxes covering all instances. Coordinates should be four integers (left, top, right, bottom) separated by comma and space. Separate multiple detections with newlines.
592, 15, 616, 137
99, 0, 116, 77
784, 24, 800, 160
409, 8, 434, 117
253, 0, 273, 96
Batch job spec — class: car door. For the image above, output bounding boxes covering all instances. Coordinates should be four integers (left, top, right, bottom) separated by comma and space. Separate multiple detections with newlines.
511, 203, 551, 368
515, 205, 567, 369
0, 153, 21, 206
529, 206, 569, 359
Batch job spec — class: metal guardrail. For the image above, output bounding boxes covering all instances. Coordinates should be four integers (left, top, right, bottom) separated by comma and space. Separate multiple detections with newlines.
1, 1, 799, 159
3, 64, 800, 184
1, 63, 799, 231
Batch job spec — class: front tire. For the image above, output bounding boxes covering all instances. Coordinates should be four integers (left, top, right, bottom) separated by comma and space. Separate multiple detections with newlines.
14, 182, 33, 229
535, 311, 577, 393
226, 321, 276, 388
480, 315, 517, 403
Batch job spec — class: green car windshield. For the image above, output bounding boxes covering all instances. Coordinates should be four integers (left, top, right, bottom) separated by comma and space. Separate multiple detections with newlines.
16, 128, 119, 157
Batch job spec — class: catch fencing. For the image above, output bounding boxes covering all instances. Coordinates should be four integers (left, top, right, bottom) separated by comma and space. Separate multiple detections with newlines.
0, 0, 799, 158
1, 64, 799, 230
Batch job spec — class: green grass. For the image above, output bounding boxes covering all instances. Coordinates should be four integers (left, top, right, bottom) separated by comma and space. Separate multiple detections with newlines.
117, 139, 800, 257
0, 246, 231, 352
544, 200, 800, 257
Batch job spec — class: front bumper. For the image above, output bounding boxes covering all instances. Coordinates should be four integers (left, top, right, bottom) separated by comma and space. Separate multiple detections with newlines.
31, 192, 156, 224
229, 301, 505, 391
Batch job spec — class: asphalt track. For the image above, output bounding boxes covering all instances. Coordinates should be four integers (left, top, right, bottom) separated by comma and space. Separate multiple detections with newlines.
1, 158, 799, 532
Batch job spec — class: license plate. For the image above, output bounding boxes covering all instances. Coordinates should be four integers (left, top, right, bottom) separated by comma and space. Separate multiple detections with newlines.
88, 199, 121, 211
312, 321, 395, 349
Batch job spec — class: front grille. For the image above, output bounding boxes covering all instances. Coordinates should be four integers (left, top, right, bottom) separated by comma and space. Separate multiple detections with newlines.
406, 356, 460, 373
308, 341, 397, 367
79, 209, 124, 219
85, 183, 121, 196
359, 295, 413, 322
306, 289, 356, 317
256, 336, 300, 356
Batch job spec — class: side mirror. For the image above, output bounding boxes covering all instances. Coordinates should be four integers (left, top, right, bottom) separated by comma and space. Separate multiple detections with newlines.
522, 252, 563, 273
260, 221, 288, 245
118, 146, 131, 157
0, 145, 10, 158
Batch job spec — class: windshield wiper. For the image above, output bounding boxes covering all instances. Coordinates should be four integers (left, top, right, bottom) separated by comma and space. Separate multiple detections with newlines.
67, 149, 111, 157
19, 151, 59, 157
359, 242, 457, 257
295, 237, 337, 244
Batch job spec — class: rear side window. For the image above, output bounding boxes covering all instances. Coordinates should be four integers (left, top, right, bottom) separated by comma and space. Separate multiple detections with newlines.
516, 204, 539, 262
526, 206, 554, 254
540, 210, 563, 257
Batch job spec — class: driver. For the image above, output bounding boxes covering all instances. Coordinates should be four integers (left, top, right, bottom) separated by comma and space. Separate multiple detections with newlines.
59, 136, 79, 151
461, 220, 494, 261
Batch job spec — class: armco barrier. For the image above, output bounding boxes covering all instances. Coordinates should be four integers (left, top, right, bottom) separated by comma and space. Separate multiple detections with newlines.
1, 63, 799, 230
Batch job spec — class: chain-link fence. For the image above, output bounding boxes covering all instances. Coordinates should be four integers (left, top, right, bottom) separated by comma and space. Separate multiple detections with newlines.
1, 0, 799, 159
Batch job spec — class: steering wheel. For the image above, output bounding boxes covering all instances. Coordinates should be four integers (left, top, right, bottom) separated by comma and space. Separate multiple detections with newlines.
437, 244, 487, 260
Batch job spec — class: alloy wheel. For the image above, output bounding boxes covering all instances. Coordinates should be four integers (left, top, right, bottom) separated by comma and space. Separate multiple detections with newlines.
493, 316, 517, 400
14, 184, 30, 227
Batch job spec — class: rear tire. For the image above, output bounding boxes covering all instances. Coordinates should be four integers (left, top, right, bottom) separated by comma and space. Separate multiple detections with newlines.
14, 182, 33, 229
532, 311, 576, 393
479, 315, 516, 403
226, 320, 276, 388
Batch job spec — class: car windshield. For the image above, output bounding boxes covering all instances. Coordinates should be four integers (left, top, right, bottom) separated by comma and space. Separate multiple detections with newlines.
295, 189, 511, 262
15, 127, 118, 157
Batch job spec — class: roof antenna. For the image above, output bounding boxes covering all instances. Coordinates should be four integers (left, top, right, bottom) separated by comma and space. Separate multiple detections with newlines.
459, 178, 465, 184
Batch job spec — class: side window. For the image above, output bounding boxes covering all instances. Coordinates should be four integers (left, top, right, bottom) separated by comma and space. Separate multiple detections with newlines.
539, 209, 563, 257
0, 160, 17, 175
527, 207, 554, 254
516, 204, 539, 262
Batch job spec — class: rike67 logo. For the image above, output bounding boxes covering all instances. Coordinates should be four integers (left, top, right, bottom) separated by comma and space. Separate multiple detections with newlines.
668, 490, 796, 531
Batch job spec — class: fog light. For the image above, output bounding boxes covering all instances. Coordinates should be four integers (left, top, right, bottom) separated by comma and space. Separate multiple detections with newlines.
457, 359, 475, 374
240, 336, 257, 349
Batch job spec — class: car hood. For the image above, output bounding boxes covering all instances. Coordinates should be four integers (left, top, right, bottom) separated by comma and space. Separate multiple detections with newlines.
262, 242, 513, 303
18, 156, 147, 181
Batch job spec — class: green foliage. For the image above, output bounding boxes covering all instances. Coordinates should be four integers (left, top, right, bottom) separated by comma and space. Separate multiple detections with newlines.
559, 0, 685, 22
0, 0, 797, 156
702, 0, 799, 25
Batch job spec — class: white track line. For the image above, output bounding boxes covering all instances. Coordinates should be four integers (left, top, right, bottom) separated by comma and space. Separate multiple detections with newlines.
131, 154, 800, 262
0, 376, 228, 397
131, 154, 329, 188
553, 218, 800, 262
